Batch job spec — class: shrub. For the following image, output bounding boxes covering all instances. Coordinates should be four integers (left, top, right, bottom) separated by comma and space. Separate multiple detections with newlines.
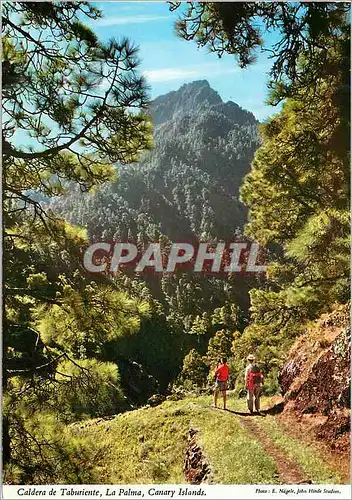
178, 349, 208, 388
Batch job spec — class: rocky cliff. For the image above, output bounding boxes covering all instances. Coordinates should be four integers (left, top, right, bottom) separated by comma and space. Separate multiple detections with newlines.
279, 304, 350, 453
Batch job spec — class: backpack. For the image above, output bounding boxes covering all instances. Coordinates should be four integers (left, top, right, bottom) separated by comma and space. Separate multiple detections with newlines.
248, 364, 263, 390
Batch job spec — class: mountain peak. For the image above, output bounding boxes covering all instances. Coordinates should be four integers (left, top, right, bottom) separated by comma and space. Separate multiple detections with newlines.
150, 80, 222, 126
178, 79, 222, 104
149, 80, 257, 127
180, 79, 210, 88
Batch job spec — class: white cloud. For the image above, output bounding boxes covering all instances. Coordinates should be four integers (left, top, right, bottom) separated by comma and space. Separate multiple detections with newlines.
94, 15, 170, 27
143, 68, 199, 83
143, 65, 239, 83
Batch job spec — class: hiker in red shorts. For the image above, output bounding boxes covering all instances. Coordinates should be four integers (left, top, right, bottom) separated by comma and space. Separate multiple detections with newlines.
245, 354, 264, 414
213, 357, 230, 410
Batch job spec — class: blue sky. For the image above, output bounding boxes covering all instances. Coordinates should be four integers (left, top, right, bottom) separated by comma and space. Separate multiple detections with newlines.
89, 1, 280, 121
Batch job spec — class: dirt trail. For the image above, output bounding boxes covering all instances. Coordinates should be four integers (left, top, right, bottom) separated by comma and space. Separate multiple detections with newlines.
239, 417, 312, 484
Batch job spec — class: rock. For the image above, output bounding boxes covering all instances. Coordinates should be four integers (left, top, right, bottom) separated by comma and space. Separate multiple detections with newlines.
184, 428, 213, 484
301, 406, 317, 414
278, 305, 350, 451
146, 394, 166, 407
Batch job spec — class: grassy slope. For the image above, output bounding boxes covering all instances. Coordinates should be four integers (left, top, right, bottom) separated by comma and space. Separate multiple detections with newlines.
68, 394, 343, 484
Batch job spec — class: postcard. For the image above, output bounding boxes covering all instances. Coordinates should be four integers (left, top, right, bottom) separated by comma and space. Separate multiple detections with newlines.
1, 1, 350, 499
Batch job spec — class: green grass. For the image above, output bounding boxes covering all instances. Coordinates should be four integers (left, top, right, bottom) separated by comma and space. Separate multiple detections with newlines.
255, 416, 344, 484
188, 396, 278, 484
68, 399, 191, 483
226, 395, 343, 484
68, 394, 343, 484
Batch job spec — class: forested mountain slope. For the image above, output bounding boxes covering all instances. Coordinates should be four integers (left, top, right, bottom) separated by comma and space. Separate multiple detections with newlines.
49, 80, 261, 325
51, 80, 259, 242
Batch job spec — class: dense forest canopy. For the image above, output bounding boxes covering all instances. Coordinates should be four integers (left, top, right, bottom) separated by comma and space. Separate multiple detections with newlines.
2, 1, 350, 484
